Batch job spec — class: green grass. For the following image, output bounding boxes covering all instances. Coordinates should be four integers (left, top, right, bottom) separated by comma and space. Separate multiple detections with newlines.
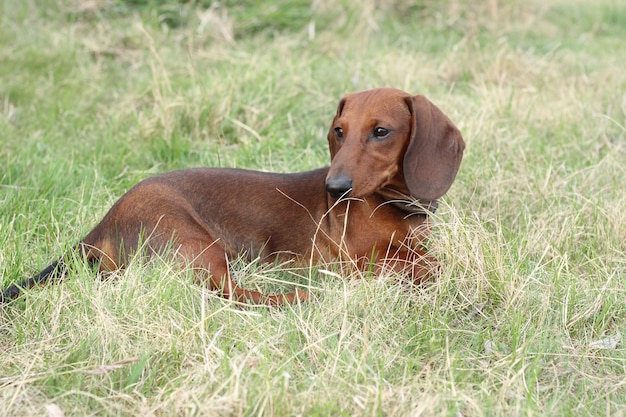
1, 0, 625, 415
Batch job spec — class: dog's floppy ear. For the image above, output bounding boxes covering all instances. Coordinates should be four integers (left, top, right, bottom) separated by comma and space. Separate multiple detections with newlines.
327, 97, 347, 160
403, 95, 465, 201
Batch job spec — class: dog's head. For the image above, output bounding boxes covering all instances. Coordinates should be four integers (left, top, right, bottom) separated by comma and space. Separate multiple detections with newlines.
325, 88, 465, 202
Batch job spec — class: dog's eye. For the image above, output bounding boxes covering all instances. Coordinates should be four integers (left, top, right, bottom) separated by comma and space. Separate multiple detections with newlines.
373, 127, 390, 138
334, 127, 344, 139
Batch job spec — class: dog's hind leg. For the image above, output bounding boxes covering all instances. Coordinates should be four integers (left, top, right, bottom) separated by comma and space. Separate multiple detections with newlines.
177, 237, 308, 306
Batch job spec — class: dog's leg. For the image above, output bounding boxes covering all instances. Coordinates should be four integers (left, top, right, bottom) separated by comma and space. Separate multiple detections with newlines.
406, 249, 439, 285
176, 237, 308, 306
375, 247, 439, 285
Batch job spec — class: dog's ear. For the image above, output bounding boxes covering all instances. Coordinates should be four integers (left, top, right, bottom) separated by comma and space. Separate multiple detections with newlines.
327, 97, 346, 160
403, 95, 465, 201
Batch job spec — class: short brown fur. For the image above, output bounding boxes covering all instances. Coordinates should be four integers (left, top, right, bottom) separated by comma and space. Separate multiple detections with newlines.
2, 88, 464, 305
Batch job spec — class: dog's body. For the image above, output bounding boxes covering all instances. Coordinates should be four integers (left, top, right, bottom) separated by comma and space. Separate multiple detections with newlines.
1, 88, 464, 305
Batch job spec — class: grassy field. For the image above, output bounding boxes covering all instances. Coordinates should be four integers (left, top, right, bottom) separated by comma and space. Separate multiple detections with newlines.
1, 0, 625, 415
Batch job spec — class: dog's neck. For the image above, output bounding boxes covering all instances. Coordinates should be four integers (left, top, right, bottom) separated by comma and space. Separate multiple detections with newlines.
377, 187, 438, 215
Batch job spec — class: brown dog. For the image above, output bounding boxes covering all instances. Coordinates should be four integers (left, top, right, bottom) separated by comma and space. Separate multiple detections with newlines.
1, 88, 464, 305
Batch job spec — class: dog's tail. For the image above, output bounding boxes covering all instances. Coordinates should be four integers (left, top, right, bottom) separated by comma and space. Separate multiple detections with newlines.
1, 259, 67, 303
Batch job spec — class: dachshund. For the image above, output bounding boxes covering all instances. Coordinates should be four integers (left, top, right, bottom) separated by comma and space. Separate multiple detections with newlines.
1, 88, 464, 306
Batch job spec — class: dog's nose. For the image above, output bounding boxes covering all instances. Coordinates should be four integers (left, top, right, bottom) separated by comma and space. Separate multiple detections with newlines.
325, 175, 353, 199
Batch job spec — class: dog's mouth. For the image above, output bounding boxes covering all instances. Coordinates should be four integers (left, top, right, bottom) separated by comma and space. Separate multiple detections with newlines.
327, 188, 352, 200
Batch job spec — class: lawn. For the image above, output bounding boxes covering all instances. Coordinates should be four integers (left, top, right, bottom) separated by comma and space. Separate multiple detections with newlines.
1, 0, 625, 415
